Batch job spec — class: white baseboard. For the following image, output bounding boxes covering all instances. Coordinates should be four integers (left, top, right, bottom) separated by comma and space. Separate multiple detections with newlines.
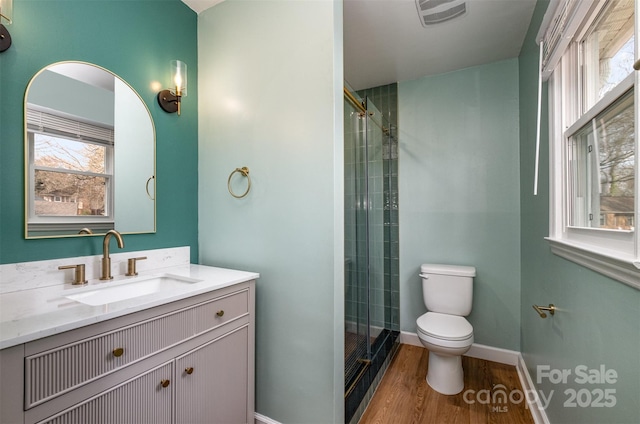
400, 330, 423, 346
401, 330, 550, 424
516, 354, 551, 424
255, 412, 282, 424
401, 331, 519, 365
466, 343, 520, 366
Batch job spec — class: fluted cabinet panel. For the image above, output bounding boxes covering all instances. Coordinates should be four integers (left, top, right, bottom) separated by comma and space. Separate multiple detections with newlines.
25, 289, 249, 408
37, 362, 172, 424
175, 326, 249, 424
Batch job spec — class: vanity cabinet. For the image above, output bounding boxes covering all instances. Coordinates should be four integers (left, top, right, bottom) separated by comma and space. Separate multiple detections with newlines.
0, 280, 255, 424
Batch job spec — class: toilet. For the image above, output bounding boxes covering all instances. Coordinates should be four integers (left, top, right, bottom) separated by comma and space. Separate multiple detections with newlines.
416, 263, 476, 395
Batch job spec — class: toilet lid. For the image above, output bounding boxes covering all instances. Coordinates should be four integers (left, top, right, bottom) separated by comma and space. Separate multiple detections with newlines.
417, 312, 473, 341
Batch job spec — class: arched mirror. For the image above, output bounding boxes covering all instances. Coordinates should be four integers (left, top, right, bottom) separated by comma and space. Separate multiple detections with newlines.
24, 62, 156, 238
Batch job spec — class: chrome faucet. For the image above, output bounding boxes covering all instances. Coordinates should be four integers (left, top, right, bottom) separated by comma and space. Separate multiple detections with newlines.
100, 230, 124, 280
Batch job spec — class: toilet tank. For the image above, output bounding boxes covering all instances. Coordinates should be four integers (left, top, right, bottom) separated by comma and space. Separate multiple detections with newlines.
420, 264, 475, 316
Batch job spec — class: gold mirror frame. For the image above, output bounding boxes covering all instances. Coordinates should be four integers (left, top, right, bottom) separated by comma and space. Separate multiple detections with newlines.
24, 61, 156, 239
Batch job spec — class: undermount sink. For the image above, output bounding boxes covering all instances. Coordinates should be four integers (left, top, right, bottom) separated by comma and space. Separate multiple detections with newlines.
65, 274, 202, 306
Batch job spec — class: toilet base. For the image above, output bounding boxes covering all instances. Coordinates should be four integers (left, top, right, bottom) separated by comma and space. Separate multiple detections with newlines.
426, 351, 464, 395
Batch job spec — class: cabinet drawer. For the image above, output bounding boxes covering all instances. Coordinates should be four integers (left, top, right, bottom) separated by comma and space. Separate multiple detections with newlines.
25, 288, 249, 408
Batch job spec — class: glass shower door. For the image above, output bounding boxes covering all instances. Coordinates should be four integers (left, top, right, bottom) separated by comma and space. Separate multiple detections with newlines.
344, 83, 400, 424
344, 95, 385, 392
344, 95, 369, 388
364, 100, 386, 345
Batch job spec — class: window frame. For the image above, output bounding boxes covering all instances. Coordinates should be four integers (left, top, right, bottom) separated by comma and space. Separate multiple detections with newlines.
546, 0, 640, 288
26, 130, 115, 233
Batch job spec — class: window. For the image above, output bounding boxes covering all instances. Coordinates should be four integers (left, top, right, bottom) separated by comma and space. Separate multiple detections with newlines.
544, 0, 639, 287
567, 90, 634, 230
27, 108, 114, 233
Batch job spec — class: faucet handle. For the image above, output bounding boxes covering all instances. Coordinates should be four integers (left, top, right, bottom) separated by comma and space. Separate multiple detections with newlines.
125, 256, 147, 276
58, 264, 88, 285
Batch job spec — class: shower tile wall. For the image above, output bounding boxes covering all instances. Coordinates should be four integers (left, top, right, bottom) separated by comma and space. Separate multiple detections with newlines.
357, 83, 399, 333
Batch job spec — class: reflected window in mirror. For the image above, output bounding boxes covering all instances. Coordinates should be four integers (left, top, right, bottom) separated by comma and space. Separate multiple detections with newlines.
28, 110, 115, 227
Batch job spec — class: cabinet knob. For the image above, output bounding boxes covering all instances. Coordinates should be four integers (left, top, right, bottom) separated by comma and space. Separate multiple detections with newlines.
216, 310, 225, 317
160, 379, 170, 388
185, 367, 194, 375
112, 347, 124, 357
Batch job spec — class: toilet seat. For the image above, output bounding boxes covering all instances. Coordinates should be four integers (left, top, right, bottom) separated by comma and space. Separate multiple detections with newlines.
417, 312, 473, 341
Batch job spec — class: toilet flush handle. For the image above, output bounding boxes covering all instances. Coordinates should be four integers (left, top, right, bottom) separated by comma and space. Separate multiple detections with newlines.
418, 273, 429, 279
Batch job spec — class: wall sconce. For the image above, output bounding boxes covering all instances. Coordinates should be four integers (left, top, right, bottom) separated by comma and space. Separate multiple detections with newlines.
157, 60, 187, 116
0, 0, 12, 52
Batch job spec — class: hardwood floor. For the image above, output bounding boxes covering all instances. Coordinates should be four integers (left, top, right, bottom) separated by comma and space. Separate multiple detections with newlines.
359, 344, 534, 424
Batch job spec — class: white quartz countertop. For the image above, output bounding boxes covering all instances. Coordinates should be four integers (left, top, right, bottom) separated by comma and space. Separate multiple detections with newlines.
0, 264, 259, 350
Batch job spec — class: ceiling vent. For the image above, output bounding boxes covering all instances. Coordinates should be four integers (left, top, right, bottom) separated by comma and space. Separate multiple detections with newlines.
415, 0, 467, 26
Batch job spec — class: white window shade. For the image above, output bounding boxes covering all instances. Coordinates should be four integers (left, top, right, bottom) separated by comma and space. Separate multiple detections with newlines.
536, 0, 596, 80
26, 109, 114, 146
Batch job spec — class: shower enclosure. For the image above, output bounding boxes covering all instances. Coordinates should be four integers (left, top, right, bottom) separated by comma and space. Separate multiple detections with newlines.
344, 84, 400, 424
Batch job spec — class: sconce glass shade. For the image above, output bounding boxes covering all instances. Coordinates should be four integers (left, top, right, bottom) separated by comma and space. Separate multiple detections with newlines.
170, 60, 187, 97
0, 0, 12, 24
0, 0, 12, 52
157, 60, 187, 116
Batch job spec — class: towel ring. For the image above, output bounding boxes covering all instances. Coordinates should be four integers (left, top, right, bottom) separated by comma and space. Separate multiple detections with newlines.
145, 176, 155, 200
228, 167, 251, 198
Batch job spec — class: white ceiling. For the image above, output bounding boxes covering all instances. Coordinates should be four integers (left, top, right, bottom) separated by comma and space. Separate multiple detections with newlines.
182, 0, 225, 14
182, 0, 538, 90
344, 0, 537, 89
47, 63, 114, 92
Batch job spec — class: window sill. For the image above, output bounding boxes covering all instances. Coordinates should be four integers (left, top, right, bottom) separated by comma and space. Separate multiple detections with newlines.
545, 238, 640, 290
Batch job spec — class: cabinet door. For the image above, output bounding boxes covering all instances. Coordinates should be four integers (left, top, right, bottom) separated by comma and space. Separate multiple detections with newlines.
37, 362, 172, 424
175, 326, 249, 424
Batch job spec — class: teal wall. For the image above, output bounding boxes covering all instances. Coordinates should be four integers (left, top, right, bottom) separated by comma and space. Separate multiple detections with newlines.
0, 0, 199, 264
519, 2, 640, 423
196, 1, 344, 422
398, 60, 522, 351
